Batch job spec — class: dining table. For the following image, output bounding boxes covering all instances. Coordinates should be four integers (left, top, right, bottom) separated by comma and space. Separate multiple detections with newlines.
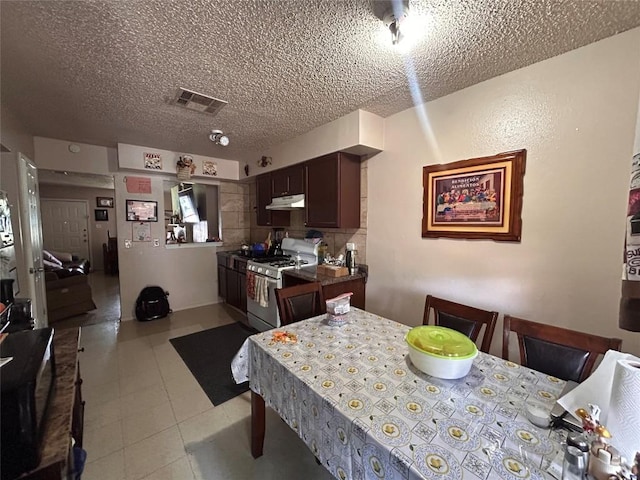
231, 308, 571, 480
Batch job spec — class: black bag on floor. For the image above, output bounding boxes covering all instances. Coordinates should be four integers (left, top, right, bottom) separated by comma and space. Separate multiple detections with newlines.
135, 286, 171, 321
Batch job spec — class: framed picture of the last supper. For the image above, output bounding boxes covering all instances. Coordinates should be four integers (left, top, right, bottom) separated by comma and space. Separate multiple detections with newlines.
422, 149, 526, 242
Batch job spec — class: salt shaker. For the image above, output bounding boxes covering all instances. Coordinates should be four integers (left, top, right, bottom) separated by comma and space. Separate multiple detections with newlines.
562, 445, 587, 480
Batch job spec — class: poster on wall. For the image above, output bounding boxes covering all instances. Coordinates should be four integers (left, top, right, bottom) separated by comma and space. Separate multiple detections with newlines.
144, 152, 162, 170
125, 176, 152, 194
203, 160, 217, 176
133, 222, 151, 242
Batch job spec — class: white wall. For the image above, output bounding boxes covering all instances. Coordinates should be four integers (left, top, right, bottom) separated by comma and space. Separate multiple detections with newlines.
113, 173, 220, 320
118, 143, 240, 181
366, 28, 640, 356
34, 137, 116, 174
252, 109, 383, 175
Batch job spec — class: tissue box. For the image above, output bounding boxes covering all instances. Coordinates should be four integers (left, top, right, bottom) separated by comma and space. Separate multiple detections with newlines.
317, 264, 349, 277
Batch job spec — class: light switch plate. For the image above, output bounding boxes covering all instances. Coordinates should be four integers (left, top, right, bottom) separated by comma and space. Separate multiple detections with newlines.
124, 239, 132, 249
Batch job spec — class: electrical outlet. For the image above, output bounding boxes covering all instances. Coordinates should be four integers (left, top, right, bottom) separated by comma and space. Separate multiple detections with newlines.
346, 242, 356, 251
153, 239, 160, 247
124, 239, 132, 249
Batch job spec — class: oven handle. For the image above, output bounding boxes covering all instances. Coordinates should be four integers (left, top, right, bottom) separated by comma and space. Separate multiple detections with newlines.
247, 274, 280, 300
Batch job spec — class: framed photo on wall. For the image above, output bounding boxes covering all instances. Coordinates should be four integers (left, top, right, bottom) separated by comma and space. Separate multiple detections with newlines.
97, 196, 114, 208
422, 149, 526, 241
95, 209, 108, 221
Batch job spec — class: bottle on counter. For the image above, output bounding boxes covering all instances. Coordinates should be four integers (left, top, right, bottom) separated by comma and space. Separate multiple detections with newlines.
346, 248, 357, 275
318, 243, 328, 264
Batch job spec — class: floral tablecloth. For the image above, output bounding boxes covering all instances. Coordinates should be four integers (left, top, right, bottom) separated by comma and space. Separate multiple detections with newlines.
233, 308, 568, 480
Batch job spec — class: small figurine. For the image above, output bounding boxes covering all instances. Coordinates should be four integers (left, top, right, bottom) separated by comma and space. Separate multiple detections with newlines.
575, 404, 612, 441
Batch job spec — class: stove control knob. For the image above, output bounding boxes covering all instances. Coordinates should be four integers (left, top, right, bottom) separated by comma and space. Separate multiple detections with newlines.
258, 267, 263, 274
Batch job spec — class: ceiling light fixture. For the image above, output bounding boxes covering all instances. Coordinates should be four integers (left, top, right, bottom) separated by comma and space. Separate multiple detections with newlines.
383, 6, 408, 45
209, 129, 229, 146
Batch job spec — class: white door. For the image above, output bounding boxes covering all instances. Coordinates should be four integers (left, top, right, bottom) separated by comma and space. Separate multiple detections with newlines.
17, 154, 48, 327
41, 199, 90, 262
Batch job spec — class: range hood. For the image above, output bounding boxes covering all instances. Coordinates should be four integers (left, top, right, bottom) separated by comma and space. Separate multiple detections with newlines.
266, 194, 305, 210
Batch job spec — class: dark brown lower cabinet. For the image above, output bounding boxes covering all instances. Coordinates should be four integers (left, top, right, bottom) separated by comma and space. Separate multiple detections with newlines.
217, 254, 248, 313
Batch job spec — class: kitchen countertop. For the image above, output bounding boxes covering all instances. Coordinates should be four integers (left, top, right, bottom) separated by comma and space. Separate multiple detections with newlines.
284, 264, 368, 286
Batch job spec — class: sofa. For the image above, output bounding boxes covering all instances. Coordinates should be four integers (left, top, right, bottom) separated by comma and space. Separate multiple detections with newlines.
43, 251, 96, 323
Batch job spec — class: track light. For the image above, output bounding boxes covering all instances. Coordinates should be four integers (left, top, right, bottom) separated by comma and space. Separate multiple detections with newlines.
209, 129, 229, 146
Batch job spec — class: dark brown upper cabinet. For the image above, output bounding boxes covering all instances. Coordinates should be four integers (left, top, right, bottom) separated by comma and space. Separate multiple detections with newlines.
256, 173, 290, 226
271, 164, 304, 197
305, 152, 361, 229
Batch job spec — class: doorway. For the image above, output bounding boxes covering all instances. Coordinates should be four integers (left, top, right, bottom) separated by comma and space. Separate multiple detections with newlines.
38, 171, 120, 326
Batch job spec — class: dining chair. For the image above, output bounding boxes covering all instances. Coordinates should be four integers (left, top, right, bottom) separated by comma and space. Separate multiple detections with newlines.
275, 282, 326, 326
423, 294, 498, 353
502, 314, 623, 382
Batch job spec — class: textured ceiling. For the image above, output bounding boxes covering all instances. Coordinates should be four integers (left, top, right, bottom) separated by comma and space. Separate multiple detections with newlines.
2, 1, 640, 163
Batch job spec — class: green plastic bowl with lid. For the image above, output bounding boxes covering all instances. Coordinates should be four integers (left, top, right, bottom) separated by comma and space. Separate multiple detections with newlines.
405, 325, 478, 379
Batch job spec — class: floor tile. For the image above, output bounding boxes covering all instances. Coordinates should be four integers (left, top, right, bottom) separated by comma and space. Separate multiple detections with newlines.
139, 456, 194, 480
169, 385, 213, 423
119, 365, 163, 397
119, 383, 170, 419
84, 418, 123, 462
123, 425, 186, 480
121, 401, 177, 446
82, 449, 125, 480
84, 397, 122, 433
178, 406, 233, 451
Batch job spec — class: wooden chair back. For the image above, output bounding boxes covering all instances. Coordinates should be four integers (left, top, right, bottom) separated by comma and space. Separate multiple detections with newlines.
502, 314, 622, 382
275, 282, 326, 326
423, 294, 498, 353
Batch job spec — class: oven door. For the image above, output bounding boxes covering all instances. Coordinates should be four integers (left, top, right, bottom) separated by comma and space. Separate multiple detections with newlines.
247, 274, 281, 332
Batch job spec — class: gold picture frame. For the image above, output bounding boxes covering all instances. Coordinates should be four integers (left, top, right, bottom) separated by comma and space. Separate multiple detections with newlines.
422, 149, 526, 242
97, 196, 114, 208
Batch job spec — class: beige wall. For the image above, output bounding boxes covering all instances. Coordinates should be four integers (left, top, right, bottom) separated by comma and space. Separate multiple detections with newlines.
39, 184, 117, 271
366, 28, 640, 356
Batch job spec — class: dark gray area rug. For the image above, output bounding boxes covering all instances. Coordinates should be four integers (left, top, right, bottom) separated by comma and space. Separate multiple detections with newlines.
170, 322, 257, 406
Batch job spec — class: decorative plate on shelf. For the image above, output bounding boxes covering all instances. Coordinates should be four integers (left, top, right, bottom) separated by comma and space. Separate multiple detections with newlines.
413, 443, 463, 480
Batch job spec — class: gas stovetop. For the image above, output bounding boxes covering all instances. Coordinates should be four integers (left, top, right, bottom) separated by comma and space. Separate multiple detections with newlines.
250, 256, 311, 268
246, 238, 318, 279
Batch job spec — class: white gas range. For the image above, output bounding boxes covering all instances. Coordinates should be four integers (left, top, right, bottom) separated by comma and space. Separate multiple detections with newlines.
246, 238, 318, 332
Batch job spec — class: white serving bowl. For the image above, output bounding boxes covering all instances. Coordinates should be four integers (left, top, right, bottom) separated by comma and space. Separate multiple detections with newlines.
405, 326, 478, 380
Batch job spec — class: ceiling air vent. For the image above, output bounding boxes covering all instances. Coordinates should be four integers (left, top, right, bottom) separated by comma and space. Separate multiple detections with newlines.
171, 87, 227, 116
